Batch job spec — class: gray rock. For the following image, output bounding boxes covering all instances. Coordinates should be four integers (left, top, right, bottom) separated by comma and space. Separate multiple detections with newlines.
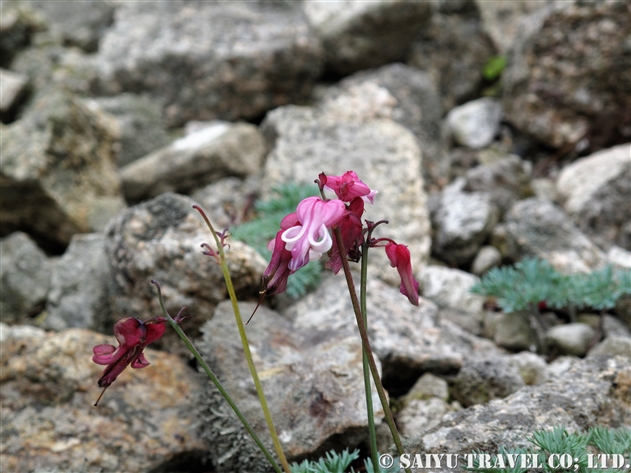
1, 88, 126, 247
557, 143, 631, 250
404, 357, 631, 462
0, 232, 51, 324
43, 233, 111, 332
303, 0, 431, 75
104, 193, 267, 349
471, 245, 502, 276
90, 94, 169, 167
463, 154, 534, 217
405, 373, 450, 403
531, 177, 558, 202
497, 198, 607, 273
120, 121, 266, 202
318, 63, 448, 189
1, 326, 206, 472
588, 336, 631, 359
198, 301, 383, 472
439, 307, 484, 337
0, 6, 41, 67
0, 68, 28, 118
545, 323, 596, 357
507, 352, 548, 386
261, 105, 431, 285
431, 180, 499, 265
453, 358, 525, 407
491, 312, 535, 352
445, 98, 503, 150
503, 1, 631, 149
602, 314, 631, 339
607, 246, 631, 270
420, 265, 484, 316
397, 397, 454, 438
407, 11, 496, 111
95, 2, 323, 127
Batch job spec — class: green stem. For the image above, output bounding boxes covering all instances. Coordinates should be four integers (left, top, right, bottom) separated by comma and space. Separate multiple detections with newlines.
151, 281, 283, 473
360, 240, 379, 468
194, 206, 292, 473
333, 227, 410, 473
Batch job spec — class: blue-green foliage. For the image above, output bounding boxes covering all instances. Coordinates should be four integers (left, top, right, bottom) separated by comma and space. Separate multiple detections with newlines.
470, 257, 631, 314
230, 182, 321, 298
290, 449, 400, 473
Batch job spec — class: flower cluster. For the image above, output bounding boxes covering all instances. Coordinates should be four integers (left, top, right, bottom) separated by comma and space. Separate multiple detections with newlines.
262, 170, 419, 306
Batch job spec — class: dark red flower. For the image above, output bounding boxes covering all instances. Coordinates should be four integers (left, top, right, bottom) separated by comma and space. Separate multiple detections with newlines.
385, 243, 419, 306
326, 197, 365, 274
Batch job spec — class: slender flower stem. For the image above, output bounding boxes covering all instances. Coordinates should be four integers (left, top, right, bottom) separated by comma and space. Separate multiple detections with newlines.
360, 240, 379, 469
151, 280, 283, 473
193, 206, 292, 473
333, 227, 411, 473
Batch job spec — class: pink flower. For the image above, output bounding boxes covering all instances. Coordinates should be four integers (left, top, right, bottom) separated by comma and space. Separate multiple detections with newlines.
385, 243, 419, 306
262, 213, 299, 295
326, 197, 365, 274
281, 196, 346, 272
320, 171, 377, 204
92, 316, 167, 405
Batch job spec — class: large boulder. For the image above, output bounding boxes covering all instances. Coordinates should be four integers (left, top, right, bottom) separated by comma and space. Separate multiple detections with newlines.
95, 2, 323, 127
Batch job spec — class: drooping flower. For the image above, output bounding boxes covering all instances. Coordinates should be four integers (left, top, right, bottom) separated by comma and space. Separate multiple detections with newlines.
385, 242, 420, 306
326, 197, 365, 274
320, 171, 377, 204
262, 213, 299, 295
92, 316, 168, 405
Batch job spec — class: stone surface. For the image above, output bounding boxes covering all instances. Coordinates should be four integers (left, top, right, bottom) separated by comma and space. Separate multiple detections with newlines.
490, 312, 534, 352
261, 105, 431, 284
303, 0, 431, 75
431, 179, 499, 265
0, 68, 28, 118
91, 93, 170, 167
397, 397, 454, 439
557, 143, 631, 250
507, 351, 549, 386
404, 356, 631, 464
496, 198, 607, 273
471, 245, 502, 276
120, 121, 266, 202
405, 372, 450, 402
420, 266, 484, 316
198, 300, 383, 472
44, 233, 111, 332
0, 324, 206, 473
453, 358, 525, 407
545, 322, 596, 357
445, 98, 503, 150
0, 232, 51, 324
503, 1, 631, 149
607, 246, 631, 270
407, 11, 496, 111
318, 63, 448, 189
104, 193, 267, 347
0, 88, 125, 248
0, 5, 41, 67
95, 2, 323, 127
588, 336, 631, 359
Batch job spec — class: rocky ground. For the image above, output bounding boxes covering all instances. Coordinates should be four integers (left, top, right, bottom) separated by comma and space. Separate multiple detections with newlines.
1, 1, 630, 472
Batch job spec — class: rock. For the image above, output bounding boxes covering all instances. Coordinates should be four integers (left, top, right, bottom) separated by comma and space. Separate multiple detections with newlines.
431, 179, 499, 265
0, 325, 206, 472
557, 143, 631, 250
0, 5, 41, 67
531, 177, 558, 202
420, 266, 484, 316
0, 88, 125, 249
491, 312, 535, 352
407, 11, 496, 111
198, 301, 383, 472
104, 193, 267, 348
43, 234, 111, 332
507, 352, 548, 386
404, 356, 631, 458
0, 232, 51, 324
95, 2, 323, 127
261, 105, 431, 284
497, 198, 607, 273
471, 245, 502, 276
453, 358, 525, 407
445, 98, 503, 150
588, 336, 631, 359
0, 68, 28, 120
405, 373, 450, 402
462, 154, 533, 216
545, 323, 596, 357
318, 63, 448, 189
303, 0, 431, 75
602, 314, 631, 339
120, 121, 266, 202
503, 1, 631, 149
439, 307, 484, 337
397, 397, 454, 438
607, 246, 631, 270
91, 94, 170, 167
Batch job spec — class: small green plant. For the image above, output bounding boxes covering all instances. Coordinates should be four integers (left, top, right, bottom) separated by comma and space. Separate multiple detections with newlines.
482, 56, 507, 81
290, 449, 400, 473
231, 182, 321, 298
